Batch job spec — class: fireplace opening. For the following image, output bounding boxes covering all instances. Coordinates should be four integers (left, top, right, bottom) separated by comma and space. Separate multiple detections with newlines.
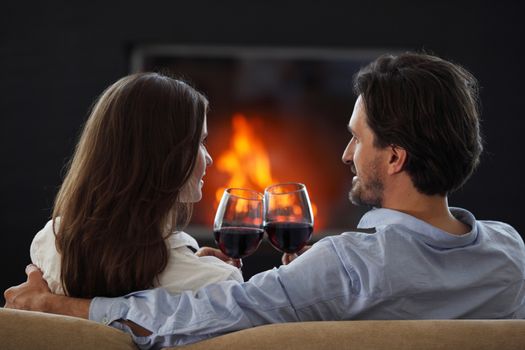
130, 45, 390, 245
131, 45, 385, 235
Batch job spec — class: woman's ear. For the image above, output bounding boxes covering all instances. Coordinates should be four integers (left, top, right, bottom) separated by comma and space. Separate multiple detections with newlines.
388, 145, 407, 175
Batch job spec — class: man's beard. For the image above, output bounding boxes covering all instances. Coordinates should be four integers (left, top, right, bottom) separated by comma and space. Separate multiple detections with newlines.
348, 160, 384, 208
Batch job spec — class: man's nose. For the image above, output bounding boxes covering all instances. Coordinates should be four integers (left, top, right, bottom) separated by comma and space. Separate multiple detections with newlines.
342, 143, 353, 164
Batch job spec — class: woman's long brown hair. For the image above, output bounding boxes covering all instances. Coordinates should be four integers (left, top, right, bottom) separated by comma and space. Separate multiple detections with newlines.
53, 73, 207, 298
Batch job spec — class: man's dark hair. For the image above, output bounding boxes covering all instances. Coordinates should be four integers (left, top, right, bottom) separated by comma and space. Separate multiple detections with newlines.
354, 52, 483, 195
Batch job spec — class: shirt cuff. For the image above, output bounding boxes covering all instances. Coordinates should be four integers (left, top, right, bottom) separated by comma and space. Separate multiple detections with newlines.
89, 296, 130, 326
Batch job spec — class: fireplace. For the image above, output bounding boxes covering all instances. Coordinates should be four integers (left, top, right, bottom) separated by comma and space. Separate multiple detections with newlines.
130, 45, 389, 263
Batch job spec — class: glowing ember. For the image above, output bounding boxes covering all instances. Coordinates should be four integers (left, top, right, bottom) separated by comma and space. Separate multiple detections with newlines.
215, 113, 318, 220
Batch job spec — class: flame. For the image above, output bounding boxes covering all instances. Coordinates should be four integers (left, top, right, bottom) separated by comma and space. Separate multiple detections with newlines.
215, 114, 274, 202
215, 113, 318, 220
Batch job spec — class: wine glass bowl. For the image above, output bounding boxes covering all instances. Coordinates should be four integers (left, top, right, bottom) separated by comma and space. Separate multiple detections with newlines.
264, 182, 314, 253
214, 188, 264, 259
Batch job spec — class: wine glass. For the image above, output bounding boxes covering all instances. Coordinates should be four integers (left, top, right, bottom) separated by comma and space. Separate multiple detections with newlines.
264, 182, 314, 253
214, 188, 264, 259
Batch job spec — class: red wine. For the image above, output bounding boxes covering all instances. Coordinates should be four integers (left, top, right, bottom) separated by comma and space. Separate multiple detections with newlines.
264, 222, 313, 253
214, 227, 264, 258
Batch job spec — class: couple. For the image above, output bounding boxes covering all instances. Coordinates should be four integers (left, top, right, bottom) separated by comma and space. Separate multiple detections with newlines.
5, 52, 525, 349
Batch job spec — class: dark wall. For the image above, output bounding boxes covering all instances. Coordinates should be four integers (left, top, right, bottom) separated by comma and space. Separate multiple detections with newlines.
1, 0, 524, 297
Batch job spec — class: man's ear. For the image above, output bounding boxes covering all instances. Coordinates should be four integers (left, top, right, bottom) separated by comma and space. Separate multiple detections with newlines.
387, 145, 407, 175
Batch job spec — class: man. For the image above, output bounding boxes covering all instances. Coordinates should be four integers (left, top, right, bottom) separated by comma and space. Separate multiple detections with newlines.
5, 52, 525, 349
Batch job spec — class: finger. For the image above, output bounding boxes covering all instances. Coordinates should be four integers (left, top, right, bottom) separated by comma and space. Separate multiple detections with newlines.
195, 247, 211, 257
25, 264, 40, 275
282, 253, 297, 265
196, 247, 224, 259
214, 250, 232, 261
205, 248, 231, 261
4, 286, 16, 306
3, 283, 25, 309
196, 247, 221, 258
234, 259, 243, 269
25, 264, 43, 281
230, 258, 242, 269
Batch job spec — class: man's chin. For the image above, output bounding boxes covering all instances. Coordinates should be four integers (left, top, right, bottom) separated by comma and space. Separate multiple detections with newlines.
349, 189, 382, 208
348, 189, 363, 206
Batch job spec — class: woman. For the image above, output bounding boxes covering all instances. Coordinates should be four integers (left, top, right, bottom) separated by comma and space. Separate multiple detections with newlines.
30, 73, 243, 298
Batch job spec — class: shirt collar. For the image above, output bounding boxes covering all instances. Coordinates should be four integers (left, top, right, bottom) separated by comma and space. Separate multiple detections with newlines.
166, 231, 200, 250
357, 207, 479, 249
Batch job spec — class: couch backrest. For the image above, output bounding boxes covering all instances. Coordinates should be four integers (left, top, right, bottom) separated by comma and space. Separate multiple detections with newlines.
175, 320, 525, 350
2, 308, 524, 350
0, 308, 136, 350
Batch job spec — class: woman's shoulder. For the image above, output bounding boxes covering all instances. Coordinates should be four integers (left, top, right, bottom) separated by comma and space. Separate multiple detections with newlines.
29, 219, 64, 295
158, 233, 244, 293
166, 231, 200, 250
30, 219, 59, 259
166, 231, 241, 274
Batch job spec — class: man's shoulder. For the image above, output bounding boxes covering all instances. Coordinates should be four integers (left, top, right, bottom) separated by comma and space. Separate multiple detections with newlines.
477, 220, 524, 245
479, 219, 519, 232
318, 228, 378, 242
315, 228, 385, 253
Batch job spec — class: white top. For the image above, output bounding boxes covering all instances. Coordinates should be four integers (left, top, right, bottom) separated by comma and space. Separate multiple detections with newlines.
30, 220, 244, 295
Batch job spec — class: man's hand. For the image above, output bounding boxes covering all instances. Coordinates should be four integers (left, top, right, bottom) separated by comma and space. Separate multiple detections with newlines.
4, 264, 52, 312
195, 247, 243, 269
282, 245, 312, 265
4, 264, 91, 319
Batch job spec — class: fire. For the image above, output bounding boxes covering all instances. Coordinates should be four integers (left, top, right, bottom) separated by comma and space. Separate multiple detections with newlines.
215, 113, 318, 220
215, 114, 274, 203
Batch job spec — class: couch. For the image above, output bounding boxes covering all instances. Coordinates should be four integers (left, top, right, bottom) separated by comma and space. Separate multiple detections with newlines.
1, 308, 524, 350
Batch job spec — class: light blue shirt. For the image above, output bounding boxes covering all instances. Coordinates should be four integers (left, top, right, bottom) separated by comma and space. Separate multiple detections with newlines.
90, 208, 525, 349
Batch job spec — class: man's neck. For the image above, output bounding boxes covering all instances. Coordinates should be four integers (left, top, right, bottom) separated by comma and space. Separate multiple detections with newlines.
382, 184, 470, 235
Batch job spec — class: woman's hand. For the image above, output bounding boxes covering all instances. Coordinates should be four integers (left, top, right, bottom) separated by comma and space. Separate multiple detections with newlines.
195, 247, 243, 269
281, 245, 312, 265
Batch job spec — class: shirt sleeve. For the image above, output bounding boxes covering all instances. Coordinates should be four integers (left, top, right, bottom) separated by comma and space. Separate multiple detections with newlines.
89, 238, 354, 349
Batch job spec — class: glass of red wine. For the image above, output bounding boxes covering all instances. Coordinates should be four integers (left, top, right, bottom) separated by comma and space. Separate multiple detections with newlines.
264, 182, 314, 254
214, 188, 264, 259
